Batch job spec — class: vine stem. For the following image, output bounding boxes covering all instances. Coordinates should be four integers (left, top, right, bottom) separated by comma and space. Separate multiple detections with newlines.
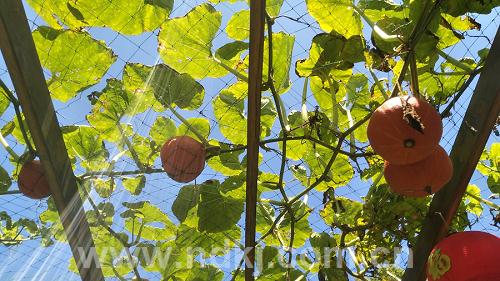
465, 190, 500, 209
117, 124, 145, 171
436, 48, 474, 73
213, 56, 249, 82
265, 13, 294, 279
351, 4, 402, 43
0, 131, 19, 162
368, 68, 388, 99
164, 102, 210, 147
0, 78, 35, 154
326, 76, 339, 130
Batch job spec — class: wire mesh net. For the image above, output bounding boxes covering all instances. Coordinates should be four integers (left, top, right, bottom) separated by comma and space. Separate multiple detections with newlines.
0, 0, 499, 280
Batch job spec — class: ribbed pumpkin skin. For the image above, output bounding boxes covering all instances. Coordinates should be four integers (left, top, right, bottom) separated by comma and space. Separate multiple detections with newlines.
426, 231, 500, 281
367, 96, 442, 165
160, 136, 205, 183
384, 146, 452, 197
18, 160, 51, 199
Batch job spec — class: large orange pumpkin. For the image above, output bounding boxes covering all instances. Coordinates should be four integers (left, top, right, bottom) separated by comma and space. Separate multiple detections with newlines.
427, 231, 500, 281
384, 146, 452, 197
160, 136, 205, 183
367, 96, 442, 165
18, 160, 51, 199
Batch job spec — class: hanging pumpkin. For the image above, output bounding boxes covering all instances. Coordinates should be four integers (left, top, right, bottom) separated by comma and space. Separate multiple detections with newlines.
384, 146, 452, 197
427, 231, 500, 281
160, 136, 205, 183
18, 160, 51, 199
367, 96, 442, 165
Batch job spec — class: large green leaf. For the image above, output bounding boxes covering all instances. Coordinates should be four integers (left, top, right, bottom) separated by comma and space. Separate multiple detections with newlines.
27, 0, 173, 35
306, 0, 362, 38
0, 166, 12, 193
121, 201, 176, 241
213, 82, 277, 144
198, 180, 244, 233
442, 0, 500, 16
33, 27, 116, 101
62, 125, 109, 171
86, 79, 134, 142
172, 180, 243, 233
158, 3, 227, 79
226, 10, 250, 41
149, 116, 177, 146
206, 141, 244, 176
263, 32, 295, 94
296, 33, 364, 79
124, 63, 204, 110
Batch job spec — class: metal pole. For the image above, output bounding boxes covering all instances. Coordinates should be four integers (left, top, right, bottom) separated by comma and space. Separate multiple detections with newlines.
245, 0, 266, 280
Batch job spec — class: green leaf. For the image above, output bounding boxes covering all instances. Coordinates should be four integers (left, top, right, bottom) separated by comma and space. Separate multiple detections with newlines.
296, 33, 364, 79
92, 178, 114, 198
124, 63, 205, 110
263, 32, 295, 93
176, 224, 240, 258
197, 180, 244, 233
263, 201, 312, 248
441, 0, 500, 16
307, 0, 362, 38
226, 10, 250, 40
215, 41, 249, 72
27, 0, 173, 35
121, 201, 176, 241
206, 141, 244, 176
266, 0, 285, 16
149, 116, 177, 146
86, 79, 136, 142
172, 184, 200, 223
176, 117, 210, 142
320, 197, 363, 226
122, 176, 146, 195
303, 145, 354, 191
464, 184, 483, 216
33, 27, 116, 102
130, 134, 156, 167
0, 166, 12, 193
62, 125, 109, 171
0, 87, 10, 116
158, 3, 227, 79
213, 82, 277, 144
86, 202, 115, 227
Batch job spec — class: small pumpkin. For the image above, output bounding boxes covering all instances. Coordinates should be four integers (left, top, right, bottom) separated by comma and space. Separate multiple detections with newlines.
384, 146, 452, 197
367, 96, 442, 165
427, 231, 500, 281
160, 136, 205, 183
18, 160, 51, 199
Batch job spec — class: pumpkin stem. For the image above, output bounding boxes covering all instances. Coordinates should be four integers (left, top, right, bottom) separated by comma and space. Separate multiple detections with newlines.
403, 138, 415, 148
401, 96, 425, 133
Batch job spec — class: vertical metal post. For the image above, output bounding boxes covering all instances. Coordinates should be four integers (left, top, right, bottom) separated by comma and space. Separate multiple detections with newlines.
402, 27, 500, 281
0, 1, 104, 280
245, 0, 266, 280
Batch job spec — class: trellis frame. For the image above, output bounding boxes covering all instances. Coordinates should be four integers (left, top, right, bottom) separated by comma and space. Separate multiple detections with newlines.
402, 27, 500, 281
0, 1, 105, 281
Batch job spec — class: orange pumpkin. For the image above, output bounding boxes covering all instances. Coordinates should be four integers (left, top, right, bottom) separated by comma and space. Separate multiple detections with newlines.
427, 231, 500, 281
384, 146, 452, 197
367, 96, 442, 165
18, 160, 51, 199
160, 136, 205, 183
